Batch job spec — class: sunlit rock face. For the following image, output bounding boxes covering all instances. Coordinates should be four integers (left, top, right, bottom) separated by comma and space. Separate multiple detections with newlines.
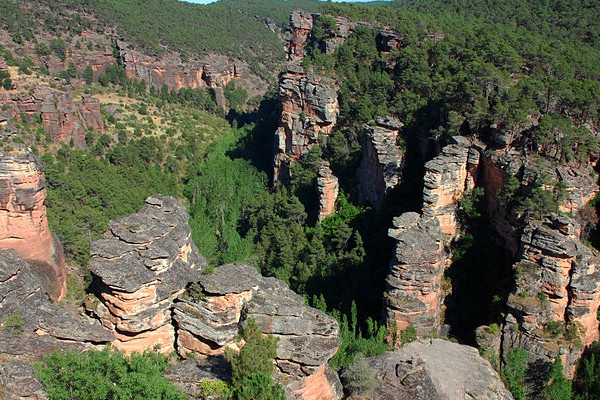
88, 195, 206, 354
174, 263, 343, 400
0, 130, 67, 300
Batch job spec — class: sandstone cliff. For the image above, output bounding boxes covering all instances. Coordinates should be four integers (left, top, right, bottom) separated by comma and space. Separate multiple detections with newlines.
174, 263, 343, 400
87, 195, 206, 354
357, 117, 405, 208
502, 215, 600, 377
384, 212, 446, 337
422, 136, 484, 237
273, 65, 338, 182
0, 127, 66, 300
0, 87, 104, 146
316, 161, 339, 221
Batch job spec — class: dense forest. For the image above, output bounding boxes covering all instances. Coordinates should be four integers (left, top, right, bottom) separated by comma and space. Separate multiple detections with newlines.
0, 0, 599, 398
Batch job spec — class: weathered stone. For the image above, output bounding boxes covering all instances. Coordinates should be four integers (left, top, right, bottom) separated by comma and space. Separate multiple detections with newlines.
273, 67, 338, 182
363, 339, 514, 400
384, 213, 446, 337
0, 87, 104, 146
358, 117, 404, 208
173, 263, 342, 400
0, 361, 47, 400
316, 162, 338, 221
422, 136, 484, 237
503, 215, 600, 378
89, 195, 206, 354
0, 131, 66, 300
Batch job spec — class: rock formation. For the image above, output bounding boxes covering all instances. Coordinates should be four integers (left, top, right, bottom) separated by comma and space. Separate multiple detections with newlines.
0, 87, 104, 146
384, 212, 446, 337
502, 214, 600, 377
285, 10, 314, 62
316, 162, 338, 221
358, 117, 404, 208
116, 40, 239, 92
362, 339, 514, 400
87, 195, 206, 354
422, 136, 484, 237
174, 263, 343, 400
0, 127, 67, 300
273, 65, 338, 182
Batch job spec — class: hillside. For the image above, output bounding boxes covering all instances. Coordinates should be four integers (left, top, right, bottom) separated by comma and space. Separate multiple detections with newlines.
0, 0, 599, 399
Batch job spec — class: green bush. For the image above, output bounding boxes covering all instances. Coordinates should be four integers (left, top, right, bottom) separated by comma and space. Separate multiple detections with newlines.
36, 347, 186, 400
502, 348, 527, 400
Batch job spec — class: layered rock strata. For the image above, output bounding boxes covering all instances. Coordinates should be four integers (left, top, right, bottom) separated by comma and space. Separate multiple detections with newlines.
0, 130, 67, 300
422, 136, 484, 237
174, 263, 342, 400
116, 40, 239, 92
384, 212, 446, 337
285, 10, 314, 62
273, 65, 338, 182
0, 87, 104, 146
88, 195, 206, 354
316, 162, 339, 221
363, 339, 514, 400
358, 117, 404, 208
502, 215, 600, 377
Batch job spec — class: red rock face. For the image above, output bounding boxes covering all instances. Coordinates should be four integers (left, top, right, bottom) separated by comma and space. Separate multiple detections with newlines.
0, 87, 104, 146
422, 136, 483, 237
117, 41, 237, 92
316, 163, 338, 221
0, 141, 66, 300
286, 11, 314, 61
273, 67, 339, 182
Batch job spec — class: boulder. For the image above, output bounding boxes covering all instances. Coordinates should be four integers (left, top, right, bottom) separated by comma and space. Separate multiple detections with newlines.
362, 339, 514, 400
316, 162, 339, 221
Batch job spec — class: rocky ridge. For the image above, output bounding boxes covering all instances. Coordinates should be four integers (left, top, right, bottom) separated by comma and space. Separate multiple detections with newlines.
0, 126, 67, 300
502, 215, 600, 377
274, 65, 339, 182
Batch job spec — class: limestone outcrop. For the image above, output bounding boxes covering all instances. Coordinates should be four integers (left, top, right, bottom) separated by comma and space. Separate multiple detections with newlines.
0, 87, 104, 146
362, 339, 514, 400
502, 215, 600, 377
174, 263, 342, 400
422, 136, 484, 237
384, 212, 446, 337
88, 195, 206, 354
273, 66, 338, 181
316, 162, 339, 221
0, 128, 66, 300
357, 117, 404, 208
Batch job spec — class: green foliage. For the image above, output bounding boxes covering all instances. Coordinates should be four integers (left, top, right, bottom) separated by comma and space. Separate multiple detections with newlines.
340, 353, 377, 398
226, 319, 285, 400
36, 347, 186, 400
1, 313, 25, 335
502, 348, 528, 400
400, 325, 417, 345
542, 356, 572, 400
49, 38, 67, 61
573, 342, 600, 400
82, 66, 94, 84
43, 144, 177, 267
196, 380, 233, 399
327, 300, 389, 369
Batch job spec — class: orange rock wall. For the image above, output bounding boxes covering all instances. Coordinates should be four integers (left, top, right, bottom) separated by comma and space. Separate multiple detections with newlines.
0, 145, 66, 300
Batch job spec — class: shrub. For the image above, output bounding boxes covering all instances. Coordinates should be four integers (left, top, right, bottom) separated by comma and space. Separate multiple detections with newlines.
1, 313, 25, 335
340, 353, 377, 397
36, 347, 186, 400
502, 348, 527, 400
